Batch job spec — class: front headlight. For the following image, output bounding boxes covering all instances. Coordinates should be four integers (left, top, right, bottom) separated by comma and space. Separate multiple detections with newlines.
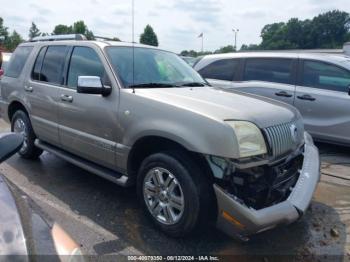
226, 121, 267, 158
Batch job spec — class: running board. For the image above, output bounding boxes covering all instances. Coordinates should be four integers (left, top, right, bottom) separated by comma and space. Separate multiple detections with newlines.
34, 139, 132, 187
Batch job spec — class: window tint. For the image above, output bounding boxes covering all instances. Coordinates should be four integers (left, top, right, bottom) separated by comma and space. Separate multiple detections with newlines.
67, 47, 105, 88
199, 59, 238, 81
4, 46, 33, 78
244, 58, 293, 84
41, 46, 68, 85
32, 47, 47, 81
303, 61, 350, 92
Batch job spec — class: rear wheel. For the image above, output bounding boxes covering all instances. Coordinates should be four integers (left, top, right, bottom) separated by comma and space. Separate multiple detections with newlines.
11, 110, 43, 159
137, 151, 213, 237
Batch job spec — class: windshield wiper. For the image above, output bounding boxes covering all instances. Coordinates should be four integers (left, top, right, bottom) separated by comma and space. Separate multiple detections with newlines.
128, 83, 178, 88
177, 82, 209, 87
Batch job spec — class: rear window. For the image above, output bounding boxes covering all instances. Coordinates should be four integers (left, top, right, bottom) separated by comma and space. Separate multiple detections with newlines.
199, 59, 238, 81
40, 46, 68, 85
244, 58, 293, 85
4, 46, 33, 78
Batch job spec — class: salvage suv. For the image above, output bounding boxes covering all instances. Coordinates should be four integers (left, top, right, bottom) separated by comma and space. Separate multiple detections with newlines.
0, 34, 320, 240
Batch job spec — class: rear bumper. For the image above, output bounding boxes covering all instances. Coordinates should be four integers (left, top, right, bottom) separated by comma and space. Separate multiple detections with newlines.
214, 132, 320, 239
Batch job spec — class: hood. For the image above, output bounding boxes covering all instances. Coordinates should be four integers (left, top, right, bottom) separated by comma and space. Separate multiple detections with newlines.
134, 87, 298, 128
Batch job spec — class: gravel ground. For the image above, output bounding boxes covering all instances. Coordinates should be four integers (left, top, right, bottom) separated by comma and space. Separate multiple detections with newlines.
0, 119, 349, 261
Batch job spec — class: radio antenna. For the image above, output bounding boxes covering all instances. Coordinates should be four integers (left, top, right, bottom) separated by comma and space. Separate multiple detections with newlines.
132, 0, 135, 93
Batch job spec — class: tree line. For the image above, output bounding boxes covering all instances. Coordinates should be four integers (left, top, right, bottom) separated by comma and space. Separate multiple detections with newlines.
0, 18, 159, 51
181, 10, 350, 56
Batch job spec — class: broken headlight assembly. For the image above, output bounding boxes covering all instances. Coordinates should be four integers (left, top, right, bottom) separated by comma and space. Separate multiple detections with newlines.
226, 121, 267, 158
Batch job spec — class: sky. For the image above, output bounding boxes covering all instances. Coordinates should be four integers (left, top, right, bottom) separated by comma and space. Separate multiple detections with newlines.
0, 0, 349, 53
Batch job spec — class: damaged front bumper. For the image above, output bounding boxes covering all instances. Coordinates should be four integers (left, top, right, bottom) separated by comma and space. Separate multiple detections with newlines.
214, 132, 320, 240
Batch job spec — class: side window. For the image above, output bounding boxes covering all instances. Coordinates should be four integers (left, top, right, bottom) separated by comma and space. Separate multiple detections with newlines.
5, 46, 33, 78
41, 46, 68, 85
67, 47, 106, 89
32, 47, 47, 81
302, 60, 350, 92
244, 58, 293, 84
198, 59, 238, 81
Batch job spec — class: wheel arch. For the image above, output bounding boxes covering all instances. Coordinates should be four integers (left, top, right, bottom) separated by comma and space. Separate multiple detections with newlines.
126, 135, 214, 182
8, 100, 29, 122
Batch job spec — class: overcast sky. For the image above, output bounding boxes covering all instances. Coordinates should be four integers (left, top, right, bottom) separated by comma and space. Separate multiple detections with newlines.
0, 0, 349, 53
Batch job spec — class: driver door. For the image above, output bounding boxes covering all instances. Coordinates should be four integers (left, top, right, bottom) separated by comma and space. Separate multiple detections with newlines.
58, 46, 119, 170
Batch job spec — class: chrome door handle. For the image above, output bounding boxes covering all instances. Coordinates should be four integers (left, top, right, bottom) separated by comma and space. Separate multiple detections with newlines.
60, 94, 73, 102
275, 91, 293, 98
24, 86, 33, 92
297, 94, 316, 101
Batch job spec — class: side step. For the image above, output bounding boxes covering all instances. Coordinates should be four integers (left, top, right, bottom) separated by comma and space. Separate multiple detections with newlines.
35, 139, 133, 187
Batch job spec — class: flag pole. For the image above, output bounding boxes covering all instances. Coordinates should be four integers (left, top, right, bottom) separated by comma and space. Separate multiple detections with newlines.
201, 33, 204, 53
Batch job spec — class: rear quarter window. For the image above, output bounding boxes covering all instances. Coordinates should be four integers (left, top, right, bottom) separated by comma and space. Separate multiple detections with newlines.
198, 59, 238, 81
302, 60, 350, 92
4, 46, 33, 78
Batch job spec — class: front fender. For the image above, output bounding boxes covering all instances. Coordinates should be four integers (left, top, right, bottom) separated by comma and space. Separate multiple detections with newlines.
122, 118, 240, 160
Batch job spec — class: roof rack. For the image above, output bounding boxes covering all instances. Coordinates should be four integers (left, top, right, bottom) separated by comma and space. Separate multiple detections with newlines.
30, 34, 87, 42
94, 36, 116, 41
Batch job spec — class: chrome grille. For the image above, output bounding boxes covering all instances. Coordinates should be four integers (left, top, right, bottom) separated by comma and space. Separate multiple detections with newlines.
264, 121, 303, 157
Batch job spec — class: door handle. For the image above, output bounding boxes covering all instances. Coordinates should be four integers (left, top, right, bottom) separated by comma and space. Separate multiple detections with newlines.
60, 94, 73, 103
297, 94, 316, 101
24, 86, 33, 92
275, 91, 293, 97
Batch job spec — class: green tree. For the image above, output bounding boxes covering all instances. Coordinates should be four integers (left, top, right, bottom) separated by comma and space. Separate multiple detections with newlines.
0, 17, 9, 39
258, 10, 350, 50
5, 30, 24, 51
140, 25, 159, 46
53, 24, 73, 35
72, 20, 94, 40
52, 21, 95, 40
29, 22, 41, 39
240, 44, 260, 51
214, 45, 235, 54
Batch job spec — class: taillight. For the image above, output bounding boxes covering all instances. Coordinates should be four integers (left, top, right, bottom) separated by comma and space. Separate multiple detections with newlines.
0, 69, 4, 77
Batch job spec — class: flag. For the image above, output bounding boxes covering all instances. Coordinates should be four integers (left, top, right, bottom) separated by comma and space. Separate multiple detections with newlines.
198, 33, 203, 38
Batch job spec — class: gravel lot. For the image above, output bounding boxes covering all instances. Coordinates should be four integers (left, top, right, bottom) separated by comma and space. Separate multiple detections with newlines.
0, 119, 349, 261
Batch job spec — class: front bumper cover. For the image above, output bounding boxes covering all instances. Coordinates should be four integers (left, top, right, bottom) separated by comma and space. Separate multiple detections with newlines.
214, 132, 320, 239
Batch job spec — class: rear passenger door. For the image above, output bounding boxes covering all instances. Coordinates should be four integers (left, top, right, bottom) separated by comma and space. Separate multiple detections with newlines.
58, 46, 119, 170
295, 60, 350, 143
25, 45, 68, 145
233, 58, 296, 105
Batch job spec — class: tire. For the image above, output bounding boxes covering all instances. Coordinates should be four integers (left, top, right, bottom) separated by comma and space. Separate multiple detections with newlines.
11, 110, 43, 159
137, 150, 214, 237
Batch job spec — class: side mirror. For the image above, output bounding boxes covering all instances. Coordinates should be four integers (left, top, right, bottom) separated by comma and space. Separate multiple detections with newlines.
77, 76, 111, 96
348, 85, 350, 96
0, 133, 24, 163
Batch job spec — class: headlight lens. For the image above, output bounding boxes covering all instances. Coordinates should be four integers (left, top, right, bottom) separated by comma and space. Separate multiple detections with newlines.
226, 121, 267, 158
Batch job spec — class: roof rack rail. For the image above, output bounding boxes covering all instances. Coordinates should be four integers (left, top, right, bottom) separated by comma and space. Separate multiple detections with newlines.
94, 36, 115, 41
30, 34, 87, 42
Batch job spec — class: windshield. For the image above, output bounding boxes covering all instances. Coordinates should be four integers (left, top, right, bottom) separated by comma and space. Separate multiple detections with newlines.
105, 46, 206, 88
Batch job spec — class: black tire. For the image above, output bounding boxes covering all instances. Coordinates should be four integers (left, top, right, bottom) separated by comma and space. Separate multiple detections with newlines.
11, 110, 43, 159
137, 150, 215, 237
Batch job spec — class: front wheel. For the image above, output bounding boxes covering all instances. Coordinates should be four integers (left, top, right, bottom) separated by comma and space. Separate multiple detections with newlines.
11, 110, 43, 159
137, 151, 212, 237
